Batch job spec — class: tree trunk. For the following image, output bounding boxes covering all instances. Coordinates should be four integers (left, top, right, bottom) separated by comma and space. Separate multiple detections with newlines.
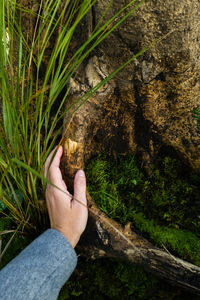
62, 0, 200, 172
60, 0, 200, 295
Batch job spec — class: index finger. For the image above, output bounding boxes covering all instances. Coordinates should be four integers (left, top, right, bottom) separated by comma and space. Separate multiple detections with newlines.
44, 146, 62, 178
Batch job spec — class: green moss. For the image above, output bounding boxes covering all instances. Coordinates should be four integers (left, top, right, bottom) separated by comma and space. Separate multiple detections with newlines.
59, 258, 161, 300
132, 212, 200, 265
140, 156, 200, 234
58, 257, 195, 300
85, 154, 200, 265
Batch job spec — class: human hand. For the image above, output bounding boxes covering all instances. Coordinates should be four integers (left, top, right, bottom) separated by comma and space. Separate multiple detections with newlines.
44, 146, 88, 248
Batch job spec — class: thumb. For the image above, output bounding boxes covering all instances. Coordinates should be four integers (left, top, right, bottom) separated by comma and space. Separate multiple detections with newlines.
73, 170, 87, 208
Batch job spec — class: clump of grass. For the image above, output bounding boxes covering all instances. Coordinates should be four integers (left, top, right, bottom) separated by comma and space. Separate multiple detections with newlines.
0, 0, 151, 263
86, 153, 200, 265
0, 0, 146, 237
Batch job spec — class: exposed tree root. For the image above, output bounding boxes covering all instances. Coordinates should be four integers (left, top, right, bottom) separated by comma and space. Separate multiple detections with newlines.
79, 193, 200, 296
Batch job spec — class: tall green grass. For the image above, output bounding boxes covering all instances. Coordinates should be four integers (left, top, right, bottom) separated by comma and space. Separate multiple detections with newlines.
0, 0, 148, 256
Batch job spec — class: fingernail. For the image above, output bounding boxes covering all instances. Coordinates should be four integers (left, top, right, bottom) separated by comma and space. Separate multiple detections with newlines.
78, 170, 85, 177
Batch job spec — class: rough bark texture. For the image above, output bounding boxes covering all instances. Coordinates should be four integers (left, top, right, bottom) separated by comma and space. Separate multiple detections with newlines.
63, 0, 200, 173
59, 0, 200, 295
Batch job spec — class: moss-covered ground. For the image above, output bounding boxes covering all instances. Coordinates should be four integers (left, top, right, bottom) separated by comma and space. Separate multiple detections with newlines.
59, 257, 197, 300
58, 152, 200, 300
86, 153, 200, 266
1, 152, 200, 299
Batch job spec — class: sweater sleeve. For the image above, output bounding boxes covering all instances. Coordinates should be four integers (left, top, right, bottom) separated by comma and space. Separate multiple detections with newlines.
0, 229, 77, 300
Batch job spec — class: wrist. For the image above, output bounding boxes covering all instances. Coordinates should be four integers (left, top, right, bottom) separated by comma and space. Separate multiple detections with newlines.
53, 226, 80, 248
62, 231, 80, 248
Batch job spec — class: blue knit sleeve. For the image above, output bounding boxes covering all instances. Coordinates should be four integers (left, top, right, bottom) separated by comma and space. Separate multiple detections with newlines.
0, 229, 77, 300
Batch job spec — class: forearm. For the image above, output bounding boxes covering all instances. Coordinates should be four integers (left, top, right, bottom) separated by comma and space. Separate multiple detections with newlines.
0, 229, 77, 300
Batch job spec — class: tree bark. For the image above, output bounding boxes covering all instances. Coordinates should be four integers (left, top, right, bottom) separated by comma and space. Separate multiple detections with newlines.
59, 0, 200, 295
62, 0, 200, 172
